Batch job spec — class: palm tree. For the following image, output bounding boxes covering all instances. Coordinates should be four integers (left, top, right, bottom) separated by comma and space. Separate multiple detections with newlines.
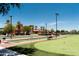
29, 25, 34, 34
40, 26, 46, 35
35, 26, 38, 30
15, 21, 23, 35
6, 20, 10, 24
40, 26, 45, 31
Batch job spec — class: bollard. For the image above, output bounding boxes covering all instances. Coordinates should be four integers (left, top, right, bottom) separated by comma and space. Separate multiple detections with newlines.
0, 40, 1, 44
47, 35, 52, 40
3, 37, 6, 40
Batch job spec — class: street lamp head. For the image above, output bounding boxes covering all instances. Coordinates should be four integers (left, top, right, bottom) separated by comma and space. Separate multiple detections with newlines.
10, 16, 12, 18
56, 13, 59, 16
10, 16, 12, 17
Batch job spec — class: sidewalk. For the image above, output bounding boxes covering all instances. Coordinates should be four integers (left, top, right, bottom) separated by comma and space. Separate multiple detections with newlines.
6, 36, 46, 41
0, 35, 68, 49
0, 38, 47, 49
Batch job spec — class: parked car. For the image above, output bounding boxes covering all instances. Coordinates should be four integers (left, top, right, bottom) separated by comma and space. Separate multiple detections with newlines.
48, 35, 52, 38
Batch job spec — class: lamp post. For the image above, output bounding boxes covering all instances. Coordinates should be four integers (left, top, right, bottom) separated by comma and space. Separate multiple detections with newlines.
10, 16, 12, 39
45, 23, 48, 39
55, 13, 59, 39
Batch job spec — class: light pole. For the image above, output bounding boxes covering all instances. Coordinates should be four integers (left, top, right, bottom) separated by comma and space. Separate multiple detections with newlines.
45, 23, 48, 39
55, 13, 59, 39
45, 23, 47, 34
10, 16, 12, 39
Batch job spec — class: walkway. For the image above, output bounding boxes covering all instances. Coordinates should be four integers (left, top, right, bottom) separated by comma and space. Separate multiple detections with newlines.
0, 38, 47, 49
0, 35, 68, 49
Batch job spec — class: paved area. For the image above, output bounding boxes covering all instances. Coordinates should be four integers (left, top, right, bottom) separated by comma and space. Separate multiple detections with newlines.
0, 39, 47, 48
7, 36, 46, 41
0, 35, 68, 49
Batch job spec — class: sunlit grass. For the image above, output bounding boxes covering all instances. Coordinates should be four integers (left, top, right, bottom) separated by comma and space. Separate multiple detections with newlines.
34, 35, 79, 56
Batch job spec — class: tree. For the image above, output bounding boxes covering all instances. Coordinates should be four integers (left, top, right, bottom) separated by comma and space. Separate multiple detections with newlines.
56, 30, 60, 33
55, 30, 60, 36
0, 31, 5, 35
35, 26, 38, 30
51, 28, 54, 33
40, 26, 46, 35
6, 20, 10, 24
23, 26, 31, 35
29, 25, 34, 29
0, 3, 20, 15
29, 25, 34, 33
15, 21, 23, 35
77, 31, 79, 34
40, 26, 45, 31
3, 20, 15, 35
70, 30, 77, 34
3, 23, 15, 34
61, 30, 65, 35
65, 31, 69, 34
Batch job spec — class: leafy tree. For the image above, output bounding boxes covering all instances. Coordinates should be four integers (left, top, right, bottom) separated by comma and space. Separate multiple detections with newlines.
3, 20, 15, 34
65, 31, 69, 34
55, 30, 60, 36
51, 28, 54, 33
3, 23, 15, 34
61, 30, 65, 32
29, 25, 34, 30
0, 3, 21, 36
77, 31, 79, 34
0, 3, 20, 15
70, 30, 77, 34
56, 30, 60, 33
23, 26, 31, 35
0, 31, 5, 35
61, 30, 65, 35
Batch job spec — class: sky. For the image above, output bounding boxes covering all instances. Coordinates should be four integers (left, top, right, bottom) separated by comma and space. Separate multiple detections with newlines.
0, 3, 79, 31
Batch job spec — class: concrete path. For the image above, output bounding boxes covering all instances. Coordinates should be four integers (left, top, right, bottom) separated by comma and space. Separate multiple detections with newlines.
0, 38, 47, 49
7, 36, 46, 41
0, 35, 68, 49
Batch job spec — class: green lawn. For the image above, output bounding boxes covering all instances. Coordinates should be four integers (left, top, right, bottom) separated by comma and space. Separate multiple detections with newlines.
8, 43, 55, 56
34, 35, 79, 56
8, 35, 79, 56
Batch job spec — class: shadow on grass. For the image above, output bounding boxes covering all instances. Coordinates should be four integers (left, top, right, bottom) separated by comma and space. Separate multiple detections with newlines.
6, 42, 73, 56
7, 46, 72, 56
7, 46, 36, 56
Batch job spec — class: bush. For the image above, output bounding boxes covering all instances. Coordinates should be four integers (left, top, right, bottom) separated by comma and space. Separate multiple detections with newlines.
0, 31, 5, 35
